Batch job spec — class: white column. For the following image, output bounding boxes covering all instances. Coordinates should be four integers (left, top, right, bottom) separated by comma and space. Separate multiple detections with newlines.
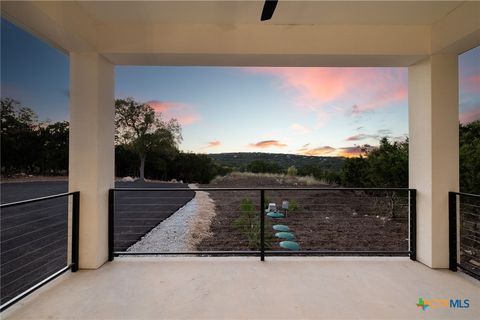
69, 53, 114, 269
409, 55, 459, 268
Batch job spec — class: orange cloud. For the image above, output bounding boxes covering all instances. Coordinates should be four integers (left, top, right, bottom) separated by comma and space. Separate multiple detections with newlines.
250, 140, 287, 148
336, 147, 366, 158
298, 146, 336, 156
297, 145, 370, 158
147, 100, 200, 125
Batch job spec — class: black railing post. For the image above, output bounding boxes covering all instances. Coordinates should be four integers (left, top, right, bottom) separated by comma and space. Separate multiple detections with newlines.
448, 192, 457, 271
409, 189, 416, 261
108, 189, 115, 261
71, 191, 80, 272
260, 189, 265, 262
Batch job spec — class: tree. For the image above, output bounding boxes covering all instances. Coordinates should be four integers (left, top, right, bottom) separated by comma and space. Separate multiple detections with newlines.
341, 138, 408, 188
365, 137, 408, 188
460, 120, 480, 194
115, 98, 182, 180
115, 145, 138, 178
167, 152, 220, 184
1, 98, 42, 174
341, 156, 370, 187
39, 121, 69, 174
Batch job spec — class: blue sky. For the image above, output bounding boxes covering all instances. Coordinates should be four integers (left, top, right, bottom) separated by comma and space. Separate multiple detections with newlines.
1, 17, 479, 156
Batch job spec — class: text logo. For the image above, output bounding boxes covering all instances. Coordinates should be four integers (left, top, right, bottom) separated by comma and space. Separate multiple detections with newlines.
417, 298, 470, 311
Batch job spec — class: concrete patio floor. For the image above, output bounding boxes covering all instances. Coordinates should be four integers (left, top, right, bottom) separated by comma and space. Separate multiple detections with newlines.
3, 257, 479, 319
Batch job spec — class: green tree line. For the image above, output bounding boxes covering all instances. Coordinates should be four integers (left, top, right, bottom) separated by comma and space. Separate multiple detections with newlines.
1, 97, 479, 193
1, 98, 68, 175
239, 127, 479, 194
1, 98, 229, 183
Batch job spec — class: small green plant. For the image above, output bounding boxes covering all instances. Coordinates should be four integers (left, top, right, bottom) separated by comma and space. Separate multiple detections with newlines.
288, 199, 300, 212
287, 166, 298, 176
263, 195, 270, 209
233, 198, 271, 249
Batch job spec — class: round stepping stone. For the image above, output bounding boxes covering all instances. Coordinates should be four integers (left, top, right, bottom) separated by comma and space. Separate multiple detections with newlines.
266, 212, 284, 218
275, 232, 295, 240
273, 224, 290, 232
279, 241, 300, 251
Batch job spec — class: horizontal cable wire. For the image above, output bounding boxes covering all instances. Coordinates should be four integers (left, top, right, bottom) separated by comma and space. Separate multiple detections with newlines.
1, 254, 67, 290
0, 203, 67, 221
1, 242, 67, 279
1, 235, 67, 270
1, 228, 66, 257
2, 220, 67, 244
1, 210, 67, 232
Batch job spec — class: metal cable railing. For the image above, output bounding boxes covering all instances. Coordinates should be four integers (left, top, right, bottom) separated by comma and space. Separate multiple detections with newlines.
109, 187, 416, 261
449, 191, 480, 280
0, 192, 80, 311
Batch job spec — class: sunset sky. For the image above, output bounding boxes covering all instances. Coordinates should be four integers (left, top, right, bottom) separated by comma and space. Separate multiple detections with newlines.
1, 18, 479, 157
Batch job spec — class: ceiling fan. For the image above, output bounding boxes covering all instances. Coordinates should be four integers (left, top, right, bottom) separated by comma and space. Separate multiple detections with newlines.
260, 0, 278, 21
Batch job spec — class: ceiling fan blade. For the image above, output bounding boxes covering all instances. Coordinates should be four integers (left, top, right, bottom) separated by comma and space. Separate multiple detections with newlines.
261, 0, 278, 21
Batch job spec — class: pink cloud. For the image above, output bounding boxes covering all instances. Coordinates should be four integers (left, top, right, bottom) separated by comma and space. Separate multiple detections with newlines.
147, 100, 200, 126
356, 86, 407, 113
289, 123, 311, 135
204, 140, 221, 148
346, 133, 379, 141
460, 75, 480, 94
250, 140, 287, 148
176, 114, 200, 125
245, 67, 407, 120
460, 107, 480, 124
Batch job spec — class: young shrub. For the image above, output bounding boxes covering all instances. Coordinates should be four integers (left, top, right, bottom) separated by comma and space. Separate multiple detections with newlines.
233, 198, 271, 249
289, 199, 300, 212
263, 195, 271, 209
287, 166, 298, 176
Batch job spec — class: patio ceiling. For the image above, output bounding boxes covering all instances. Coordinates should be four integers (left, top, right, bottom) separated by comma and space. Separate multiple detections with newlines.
77, 1, 461, 26
2, 1, 479, 66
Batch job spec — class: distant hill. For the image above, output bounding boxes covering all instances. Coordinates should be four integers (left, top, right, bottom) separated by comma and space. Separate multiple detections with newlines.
208, 152, 345, 171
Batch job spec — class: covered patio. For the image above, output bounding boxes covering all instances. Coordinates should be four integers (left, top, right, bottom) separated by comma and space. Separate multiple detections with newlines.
1, 0, 479, 318
3, 257, 480, 319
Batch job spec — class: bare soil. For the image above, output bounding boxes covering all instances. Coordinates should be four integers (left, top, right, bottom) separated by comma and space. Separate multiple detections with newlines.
197, 173, 409, 252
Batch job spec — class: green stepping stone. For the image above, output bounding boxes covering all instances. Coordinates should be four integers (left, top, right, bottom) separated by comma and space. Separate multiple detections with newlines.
273, 224, 290, 232
279, 241, 300, 251
275, 232, 295, 240
266, 212, 284, 218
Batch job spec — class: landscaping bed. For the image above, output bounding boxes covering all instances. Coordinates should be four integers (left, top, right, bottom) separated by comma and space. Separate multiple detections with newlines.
197, 173, 409, 252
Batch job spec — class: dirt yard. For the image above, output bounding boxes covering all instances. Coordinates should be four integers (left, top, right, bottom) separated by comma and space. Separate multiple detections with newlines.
197, 173, 410, 252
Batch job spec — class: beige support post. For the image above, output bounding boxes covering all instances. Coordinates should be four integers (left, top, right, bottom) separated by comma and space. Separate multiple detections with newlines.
69, 53, 115, 269
408, 54, 459, 268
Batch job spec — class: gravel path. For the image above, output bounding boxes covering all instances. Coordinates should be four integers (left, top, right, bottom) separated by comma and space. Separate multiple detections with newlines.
127, 185, 216, 253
